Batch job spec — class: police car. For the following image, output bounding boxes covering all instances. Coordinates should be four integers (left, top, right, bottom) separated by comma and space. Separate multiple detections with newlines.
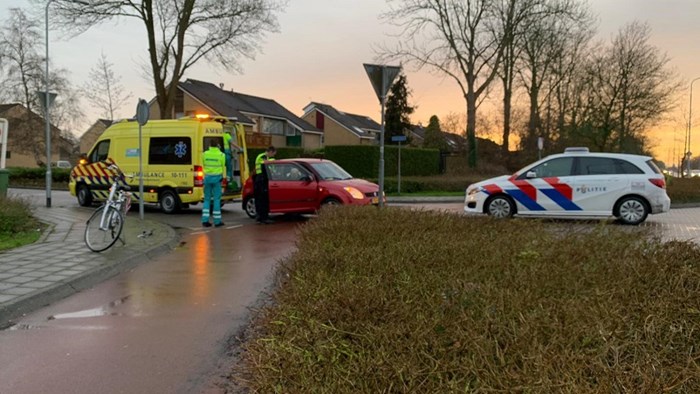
464, 148, 671, 225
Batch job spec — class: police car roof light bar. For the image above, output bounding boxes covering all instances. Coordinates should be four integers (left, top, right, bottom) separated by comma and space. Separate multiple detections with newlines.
564, 147, 590, 153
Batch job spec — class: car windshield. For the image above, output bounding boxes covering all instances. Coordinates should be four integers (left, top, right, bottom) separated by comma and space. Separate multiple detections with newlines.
310, 161, 353, 180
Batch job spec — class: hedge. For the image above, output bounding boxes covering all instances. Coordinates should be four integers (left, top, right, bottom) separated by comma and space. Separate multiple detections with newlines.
7, 167, 71, 183
245, 145, 440, 179
323, 145, 440, 178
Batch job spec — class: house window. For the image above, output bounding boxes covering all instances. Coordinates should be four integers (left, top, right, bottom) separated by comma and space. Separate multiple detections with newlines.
262, 118, 286, 135
175, 89, 184, 116
316, 113, 325, 129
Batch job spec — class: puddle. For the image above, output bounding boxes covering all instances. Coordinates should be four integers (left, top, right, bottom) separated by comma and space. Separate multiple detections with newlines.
47, 295, 131, 321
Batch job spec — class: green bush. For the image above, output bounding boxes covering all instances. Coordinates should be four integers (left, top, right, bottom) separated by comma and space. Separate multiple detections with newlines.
0, 195, 39, 234
324, 145, 440, 178
239, 207, 700, 392
370, 174, 487, 194
7, 167, 71, 183
666, 177, 700, 203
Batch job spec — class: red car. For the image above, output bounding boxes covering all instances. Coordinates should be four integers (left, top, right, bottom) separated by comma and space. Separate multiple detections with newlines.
241, 158, 381, 218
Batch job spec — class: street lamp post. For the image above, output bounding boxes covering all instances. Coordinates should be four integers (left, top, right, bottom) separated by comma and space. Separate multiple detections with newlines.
44, 0, 55, 208
686, 77, 700, 178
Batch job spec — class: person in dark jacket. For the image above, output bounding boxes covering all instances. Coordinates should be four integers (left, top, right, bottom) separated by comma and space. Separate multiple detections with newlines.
254, 146, 276, 224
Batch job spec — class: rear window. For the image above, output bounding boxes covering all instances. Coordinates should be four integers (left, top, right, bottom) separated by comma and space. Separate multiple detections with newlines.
646, 159, 662, 174
148, 137, 192, 165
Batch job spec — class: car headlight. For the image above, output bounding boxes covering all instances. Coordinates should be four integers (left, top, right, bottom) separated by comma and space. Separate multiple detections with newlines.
467, 186, 483, 196
344, 187, 364, 199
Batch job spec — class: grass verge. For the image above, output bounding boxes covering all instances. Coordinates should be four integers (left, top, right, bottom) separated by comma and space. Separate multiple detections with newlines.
237, 207, 700, 392
0, 195, 42, 252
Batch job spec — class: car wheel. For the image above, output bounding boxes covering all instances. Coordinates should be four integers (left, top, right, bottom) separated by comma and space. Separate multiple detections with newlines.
616, 196, 649, 225
243, 197, 257, 219
485, 195, 515, 218
77, 184, 93, 207
321, 197, 341, 207
159, 189, 181, 214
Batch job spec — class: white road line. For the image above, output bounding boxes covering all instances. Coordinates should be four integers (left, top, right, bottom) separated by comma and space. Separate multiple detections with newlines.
190, 230, 210, 235
226, 225, 243, 230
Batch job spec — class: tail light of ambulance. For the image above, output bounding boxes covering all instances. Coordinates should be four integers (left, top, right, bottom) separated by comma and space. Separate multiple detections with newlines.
194, 165, 204, 187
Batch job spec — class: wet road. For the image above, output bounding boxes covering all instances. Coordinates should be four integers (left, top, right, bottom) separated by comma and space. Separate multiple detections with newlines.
1, 189, 301, 393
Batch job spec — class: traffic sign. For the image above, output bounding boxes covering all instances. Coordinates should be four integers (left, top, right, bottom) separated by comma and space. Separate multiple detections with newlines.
363, 63, 401, 102
391, 135, 407, 142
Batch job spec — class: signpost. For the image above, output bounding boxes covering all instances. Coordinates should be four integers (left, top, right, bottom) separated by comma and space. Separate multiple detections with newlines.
363, 63, 401, 207
537, 137, 544, 160
136, 99, 149, 221
0, 118, 8, 169
38, 91, 57, 207
391, 134, 407, 194
0, 118, 8, 197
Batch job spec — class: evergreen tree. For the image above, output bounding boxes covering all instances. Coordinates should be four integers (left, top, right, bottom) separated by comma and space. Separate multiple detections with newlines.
423, 115, 449, 151
384, 74, 415, 144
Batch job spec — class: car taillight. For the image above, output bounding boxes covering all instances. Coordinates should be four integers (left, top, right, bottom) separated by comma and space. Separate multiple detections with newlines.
649, 178, 666, 189
194, 165, 204, 187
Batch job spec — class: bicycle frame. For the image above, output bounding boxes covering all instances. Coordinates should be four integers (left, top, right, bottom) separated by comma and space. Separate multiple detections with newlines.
98, 173, 131, 231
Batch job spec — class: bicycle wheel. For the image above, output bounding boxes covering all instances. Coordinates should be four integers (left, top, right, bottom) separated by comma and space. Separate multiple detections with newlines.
84, 205, 124, 252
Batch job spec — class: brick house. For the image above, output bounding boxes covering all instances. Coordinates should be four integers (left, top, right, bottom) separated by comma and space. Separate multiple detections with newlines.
148, 79, 323, 149
0, 103, 70, 168
301, 102, 380, 146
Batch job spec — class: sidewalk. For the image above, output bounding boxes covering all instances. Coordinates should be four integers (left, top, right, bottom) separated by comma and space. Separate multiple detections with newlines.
0, 207, 179, 329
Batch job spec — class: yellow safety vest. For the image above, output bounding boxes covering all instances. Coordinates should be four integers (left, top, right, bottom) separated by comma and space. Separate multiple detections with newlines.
255, 152, 275, 174
203, 147, 225, 176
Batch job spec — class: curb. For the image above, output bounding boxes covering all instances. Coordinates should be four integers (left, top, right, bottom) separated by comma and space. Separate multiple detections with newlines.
0, 221, 179, 329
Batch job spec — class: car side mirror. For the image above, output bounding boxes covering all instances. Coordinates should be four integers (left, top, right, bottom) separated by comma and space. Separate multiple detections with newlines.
526, 171, 537, 179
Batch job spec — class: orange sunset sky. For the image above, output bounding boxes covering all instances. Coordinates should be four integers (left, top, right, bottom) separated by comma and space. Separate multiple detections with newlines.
2, 0, 699, 166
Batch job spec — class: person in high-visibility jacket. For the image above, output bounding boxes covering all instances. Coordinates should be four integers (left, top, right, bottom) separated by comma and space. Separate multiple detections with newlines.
201, 140, 226, 227
254, 146, 276, 224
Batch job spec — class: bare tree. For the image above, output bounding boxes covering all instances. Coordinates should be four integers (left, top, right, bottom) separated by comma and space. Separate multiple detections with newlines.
579, 22, 680, 153
50, 0, 286, 119
516, 0, 593, 155
82, 52, 132, 121
0, 8, 44, 111
381, 0, 505, 167
0, 8, 83, 165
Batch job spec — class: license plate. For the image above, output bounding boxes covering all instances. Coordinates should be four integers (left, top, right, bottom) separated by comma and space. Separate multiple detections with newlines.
371, 197, 379, 204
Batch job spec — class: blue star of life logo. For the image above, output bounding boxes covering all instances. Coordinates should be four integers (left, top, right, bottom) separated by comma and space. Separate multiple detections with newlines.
174, 141, 187, 158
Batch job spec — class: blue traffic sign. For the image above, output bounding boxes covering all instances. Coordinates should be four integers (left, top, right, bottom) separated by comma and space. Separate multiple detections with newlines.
391, 135, 407, 142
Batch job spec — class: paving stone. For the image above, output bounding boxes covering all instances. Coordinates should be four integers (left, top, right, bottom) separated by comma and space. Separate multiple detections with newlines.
0, 294, 16, 303
21, 271, 54, 278
41, 275, 70, 282
4, 276, 35, 284
3, 287, 36, 296
22, 281, 56, 289
0, 283, 16, 291
4, 268, 33, 275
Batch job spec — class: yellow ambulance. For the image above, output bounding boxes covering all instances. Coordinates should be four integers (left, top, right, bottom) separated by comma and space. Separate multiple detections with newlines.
69, 115, 249, 213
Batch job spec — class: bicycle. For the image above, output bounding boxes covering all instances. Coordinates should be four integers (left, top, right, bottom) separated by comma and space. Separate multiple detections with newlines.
84, 164, 133, 252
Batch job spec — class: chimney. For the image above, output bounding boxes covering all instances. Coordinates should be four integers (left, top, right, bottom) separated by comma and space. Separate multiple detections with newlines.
219, 83, 224, 90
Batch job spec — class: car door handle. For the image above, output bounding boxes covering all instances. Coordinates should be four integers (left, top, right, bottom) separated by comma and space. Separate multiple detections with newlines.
270, 184, 280, 188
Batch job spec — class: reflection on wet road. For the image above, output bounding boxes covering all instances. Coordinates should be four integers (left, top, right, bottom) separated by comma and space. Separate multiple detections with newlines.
0, 219, 301, 393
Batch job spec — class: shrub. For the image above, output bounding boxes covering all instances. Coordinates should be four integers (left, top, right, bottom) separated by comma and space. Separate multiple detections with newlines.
666, 177, 700, 203
7, 167, 71, 183
324, 145, 440, 178
239, 207, 700, 392
0, 195, 39, 234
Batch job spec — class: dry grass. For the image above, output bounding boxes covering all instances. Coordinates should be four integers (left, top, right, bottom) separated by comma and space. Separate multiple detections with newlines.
236, 207, 700, 393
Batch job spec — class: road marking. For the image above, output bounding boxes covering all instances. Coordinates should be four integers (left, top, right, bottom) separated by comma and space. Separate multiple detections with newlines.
190, 230, 210, 235
226, 225, 243, 230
